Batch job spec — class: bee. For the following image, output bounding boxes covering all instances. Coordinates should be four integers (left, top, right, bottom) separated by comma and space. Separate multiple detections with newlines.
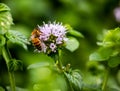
31, 25, 42, 50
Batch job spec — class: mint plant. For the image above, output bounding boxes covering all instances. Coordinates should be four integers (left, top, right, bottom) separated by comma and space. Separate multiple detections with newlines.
90, 28, 120, 91
0, 3, 29, 91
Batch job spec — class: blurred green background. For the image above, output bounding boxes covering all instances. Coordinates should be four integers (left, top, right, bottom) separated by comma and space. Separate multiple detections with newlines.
0, 0, 120, 91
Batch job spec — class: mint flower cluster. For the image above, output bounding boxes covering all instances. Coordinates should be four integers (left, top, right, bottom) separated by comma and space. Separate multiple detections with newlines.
35, 22, 67, 54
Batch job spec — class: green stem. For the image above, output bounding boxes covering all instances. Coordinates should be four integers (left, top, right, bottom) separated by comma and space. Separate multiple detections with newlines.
102, 67, 110, 91
8, 72, 15, 91
57, 49, 63, 70
2, 46, 16, 91
57, 50, 74, 91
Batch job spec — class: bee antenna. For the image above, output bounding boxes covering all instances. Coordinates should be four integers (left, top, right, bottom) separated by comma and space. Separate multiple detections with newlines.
37, 24, 40, 28
36, 24, 40, 30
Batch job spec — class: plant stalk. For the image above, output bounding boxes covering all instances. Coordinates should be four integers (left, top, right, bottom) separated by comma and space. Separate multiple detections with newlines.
57, 49, 74, 91
2, 45, 16, 91
102, 67, 110, 91
57, 49, 63, 70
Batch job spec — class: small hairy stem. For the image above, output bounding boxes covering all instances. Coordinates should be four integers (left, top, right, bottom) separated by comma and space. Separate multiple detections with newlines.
57, 50, 74, 91
2, 45, 16, 91
102, 67, 110, 91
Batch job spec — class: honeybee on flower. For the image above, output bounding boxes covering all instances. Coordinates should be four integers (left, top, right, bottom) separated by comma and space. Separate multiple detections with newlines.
31, 22, 68, 54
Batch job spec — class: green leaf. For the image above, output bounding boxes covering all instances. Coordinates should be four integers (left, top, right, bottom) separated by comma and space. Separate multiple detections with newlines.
27, 62, 50, 70
108, 56, 120, 68
89, 47, 114, 61
104, 28, 120, 43
0, 3, 10, 12
97, 41, 115, 47
98, 28, 120, 48
0, 35, 6, 47
6, 30, 30, 50
68, 29, 84, 38
8, 59, 23, 72
65, 37, 79, 52
89, 52, 103, 61
0, 3, 13, 34
64, 69, 82, 91
65, 24, 84, 38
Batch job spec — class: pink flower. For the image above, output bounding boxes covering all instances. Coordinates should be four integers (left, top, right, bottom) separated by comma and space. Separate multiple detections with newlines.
33, 21, 67, 54
50, 43, 56, 52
